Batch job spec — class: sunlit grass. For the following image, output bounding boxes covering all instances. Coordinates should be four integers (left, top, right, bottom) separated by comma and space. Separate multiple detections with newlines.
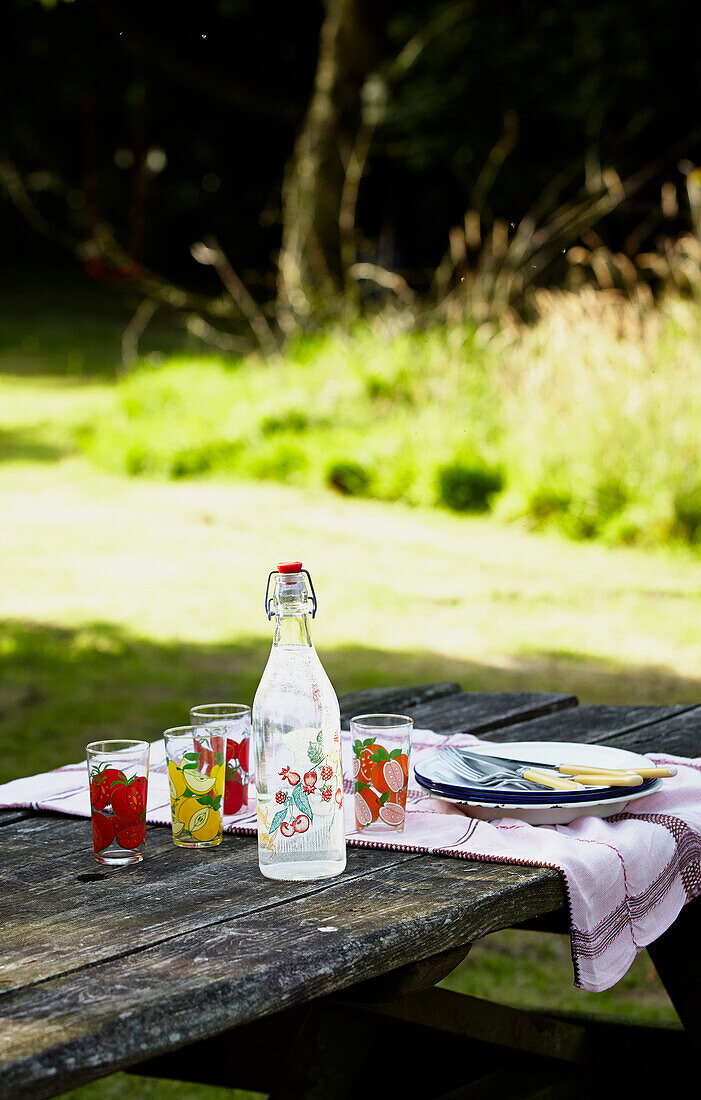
58, 1073, 261, 1100
57, 1076, 261, 1100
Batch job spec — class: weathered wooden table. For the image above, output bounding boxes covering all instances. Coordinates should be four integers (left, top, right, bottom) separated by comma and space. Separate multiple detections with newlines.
1, 683, 700, 1100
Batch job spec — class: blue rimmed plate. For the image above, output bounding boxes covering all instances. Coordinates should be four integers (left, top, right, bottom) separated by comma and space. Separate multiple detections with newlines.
414, 740, 664, 825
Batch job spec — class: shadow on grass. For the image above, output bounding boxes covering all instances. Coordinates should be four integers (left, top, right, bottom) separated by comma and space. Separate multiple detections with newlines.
0, 427, 70, 464
1, 618, 699, 785
0, 277, 200, 379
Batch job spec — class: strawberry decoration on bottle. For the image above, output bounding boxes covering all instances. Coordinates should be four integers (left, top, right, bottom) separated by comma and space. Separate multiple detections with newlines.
266, 731, 340, 841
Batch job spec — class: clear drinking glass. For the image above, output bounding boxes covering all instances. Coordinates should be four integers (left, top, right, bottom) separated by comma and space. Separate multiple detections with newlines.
164, 726, 226, 848
190, 703, 251, 821
351, 714, 412, 833
86, 740, 149, 865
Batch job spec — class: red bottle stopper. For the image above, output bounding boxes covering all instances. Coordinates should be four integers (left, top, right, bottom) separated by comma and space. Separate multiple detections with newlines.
278, 561, 303, 574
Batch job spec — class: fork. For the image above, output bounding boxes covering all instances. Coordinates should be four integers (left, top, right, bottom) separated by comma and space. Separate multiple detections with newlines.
441, 747, 584, 791
434, 749, 541, 791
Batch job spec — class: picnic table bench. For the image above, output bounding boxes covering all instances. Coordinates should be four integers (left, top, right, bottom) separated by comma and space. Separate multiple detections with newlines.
1, 682, 700, 1099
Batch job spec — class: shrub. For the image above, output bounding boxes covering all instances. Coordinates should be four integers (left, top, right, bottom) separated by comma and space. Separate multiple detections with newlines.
365, 375, 394, 401
326, 460, 372, 496
168, 442, 243, 479
75, 295, 701, 550
248, 443, 308, 481
365, 373, 413, 405
261, 409, 310, 436
527, 487, 572, 521
437, 460, 504, 513
674, 485, 701, 544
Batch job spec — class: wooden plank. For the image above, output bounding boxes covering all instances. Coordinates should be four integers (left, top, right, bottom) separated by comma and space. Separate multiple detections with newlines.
0, 826, 425, 992
401, 691, 578, 736
370, 988, 577, 1066
434, 1065, 581, 1100
129, 984, 690, 1097
435, 1062, 677, 1100
335, 944, 471, 1002
127, 999, 518, 1099
365, 986, 691, 1066
126, 990, 691, 1099
647, 897, 701, 1055
475, 702, 694, 746
0, 814, 98, 873
0, 858, 564, 1098
0, 809, 32, 828
339, 680, 462, 722
591, 705, 701, 758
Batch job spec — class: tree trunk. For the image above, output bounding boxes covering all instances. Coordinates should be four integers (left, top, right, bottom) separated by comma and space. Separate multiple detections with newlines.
277, 0, 378, 325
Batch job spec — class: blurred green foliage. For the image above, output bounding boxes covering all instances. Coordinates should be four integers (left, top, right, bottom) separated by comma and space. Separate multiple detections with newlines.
436, 459, 504, 513
76, 293, 701, 550
326, 459, 373, 497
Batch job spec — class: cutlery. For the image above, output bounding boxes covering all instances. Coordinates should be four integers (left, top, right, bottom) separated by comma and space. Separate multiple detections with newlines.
441, 748, 643, 791
440, 749, 587, 791
431, 753, 545, 792
447, 746, 675, 782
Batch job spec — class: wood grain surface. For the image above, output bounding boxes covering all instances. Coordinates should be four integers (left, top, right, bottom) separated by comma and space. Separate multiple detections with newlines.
482, 702, 697, 747
0, 851, 563, 1098
402, 690, 578, 735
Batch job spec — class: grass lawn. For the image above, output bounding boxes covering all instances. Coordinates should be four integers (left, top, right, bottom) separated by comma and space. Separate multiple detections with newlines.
57, 1079, 262, 1100
1, 286, 698, 1096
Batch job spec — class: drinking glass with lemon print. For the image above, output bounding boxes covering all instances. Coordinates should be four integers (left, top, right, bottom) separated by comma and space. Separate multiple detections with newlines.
164, 726, 227, 848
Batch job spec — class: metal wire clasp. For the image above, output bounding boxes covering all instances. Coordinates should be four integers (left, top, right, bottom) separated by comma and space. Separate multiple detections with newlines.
264, 569, 317, 619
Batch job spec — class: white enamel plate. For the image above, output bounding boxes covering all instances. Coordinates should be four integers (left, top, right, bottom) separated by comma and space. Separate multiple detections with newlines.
436, 740, 663, 825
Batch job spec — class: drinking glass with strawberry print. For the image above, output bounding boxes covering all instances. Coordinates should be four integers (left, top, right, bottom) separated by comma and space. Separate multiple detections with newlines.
351, 714, 412, 833
190, 703, 251, 820
86, 740, 149, 865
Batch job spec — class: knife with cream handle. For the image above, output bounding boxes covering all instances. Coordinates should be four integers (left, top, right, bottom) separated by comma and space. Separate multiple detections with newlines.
557, 763, 676, 779
522, 769, 643, 790
518, 770, 591, 792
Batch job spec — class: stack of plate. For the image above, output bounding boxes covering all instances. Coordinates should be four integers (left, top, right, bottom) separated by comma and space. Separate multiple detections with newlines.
414, 741, 662, 825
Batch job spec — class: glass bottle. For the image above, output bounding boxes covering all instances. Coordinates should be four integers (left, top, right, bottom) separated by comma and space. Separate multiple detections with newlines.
252, 562, 346, 881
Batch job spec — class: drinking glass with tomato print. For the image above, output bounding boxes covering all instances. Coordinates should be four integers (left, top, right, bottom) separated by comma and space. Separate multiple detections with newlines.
164, 726, 227, 848
351, 714, 412, 834
86, 740, 150, 865
190, 704, 251, 822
